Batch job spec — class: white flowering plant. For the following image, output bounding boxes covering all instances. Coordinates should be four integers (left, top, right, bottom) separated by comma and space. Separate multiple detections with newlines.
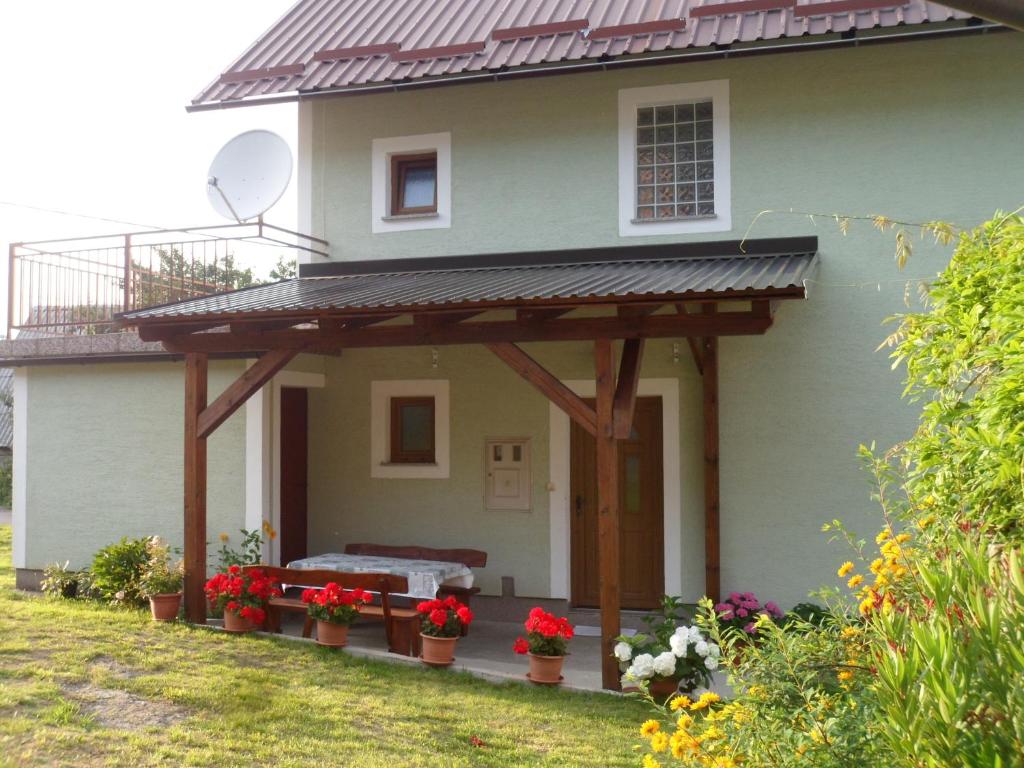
613, 596, 720, 692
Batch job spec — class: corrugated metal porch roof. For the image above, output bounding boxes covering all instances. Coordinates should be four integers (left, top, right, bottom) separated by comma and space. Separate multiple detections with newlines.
121, 237, 818, 323
193, 0, 973, 108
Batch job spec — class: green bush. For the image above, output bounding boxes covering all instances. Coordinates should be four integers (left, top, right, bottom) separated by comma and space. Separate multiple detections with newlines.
138, 537, 184, 598
634, 212, 1024, 768
40, 561, 85, 599
90, 537, 150, 605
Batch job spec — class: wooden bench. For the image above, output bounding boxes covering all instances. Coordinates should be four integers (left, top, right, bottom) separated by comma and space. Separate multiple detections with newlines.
242, 566, 421, 656
343, 543, 487, 635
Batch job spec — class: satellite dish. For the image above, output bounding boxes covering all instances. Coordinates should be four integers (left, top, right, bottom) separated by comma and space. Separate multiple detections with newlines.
206, 129, 292, 222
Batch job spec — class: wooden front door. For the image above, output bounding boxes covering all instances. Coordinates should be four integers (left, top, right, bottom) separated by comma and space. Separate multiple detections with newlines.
279, 387, 308, 565
570, 396, 664, 610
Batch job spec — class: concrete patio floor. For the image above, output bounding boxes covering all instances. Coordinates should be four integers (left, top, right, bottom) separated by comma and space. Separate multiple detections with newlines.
268, 613, 608, 691
243, 612, 729, 696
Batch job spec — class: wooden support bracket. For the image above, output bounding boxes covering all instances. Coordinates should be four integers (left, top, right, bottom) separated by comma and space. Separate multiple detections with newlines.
612, 338, 644, 439
486, 342, 598, 436
197, 348, 298, 439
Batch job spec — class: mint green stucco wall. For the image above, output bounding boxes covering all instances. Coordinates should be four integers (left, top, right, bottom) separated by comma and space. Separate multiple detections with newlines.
299, 32, 1024, 607
306, 339, 705, 600
23, 362, 247, 571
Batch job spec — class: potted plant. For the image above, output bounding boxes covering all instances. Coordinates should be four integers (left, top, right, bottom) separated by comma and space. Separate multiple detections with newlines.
416, 596, 474, 666
512, 607, 574, 685
613, 596, 720, 700
204, 565, 280, 632
139, 537, 184, 622
301, 583, 371, 647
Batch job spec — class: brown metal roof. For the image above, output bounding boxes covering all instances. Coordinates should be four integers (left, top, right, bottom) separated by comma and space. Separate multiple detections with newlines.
121, 238, 818, 323
192, 0, 973, 108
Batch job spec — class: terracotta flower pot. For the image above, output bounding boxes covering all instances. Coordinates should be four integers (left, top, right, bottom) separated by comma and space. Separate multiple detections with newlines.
648, 676, 681, 701
223, 609, 257, 633
149, 593, 182, 622
420, 633, 458, 667
316, 620, 350, 647
527, 653, 565, 685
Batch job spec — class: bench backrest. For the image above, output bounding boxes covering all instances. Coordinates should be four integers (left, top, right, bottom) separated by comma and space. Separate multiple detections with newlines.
241, 565, 409, 595
343, 542, 487, 568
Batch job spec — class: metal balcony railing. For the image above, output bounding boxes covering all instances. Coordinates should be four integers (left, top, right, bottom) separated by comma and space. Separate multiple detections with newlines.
7, 219, 327, 336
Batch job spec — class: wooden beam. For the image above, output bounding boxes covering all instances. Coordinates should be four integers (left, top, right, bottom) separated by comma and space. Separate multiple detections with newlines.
197, 349, 298, 440
320, 315, 401, 331
686, 337, 704, 375
594, 338, 621, 691
612, 339, 644, 439
702, 327, 721, 604
413, 310, 484, 328
158, 311, 773, 354
184, 353, 208, 624
486, 342, 597, 436
617, 305, 660, 318
515, 307, 572, 323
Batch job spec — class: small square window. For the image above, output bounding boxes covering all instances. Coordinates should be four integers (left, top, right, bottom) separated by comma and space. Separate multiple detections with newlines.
390, 153, 437, 216
390, 396, 435, 464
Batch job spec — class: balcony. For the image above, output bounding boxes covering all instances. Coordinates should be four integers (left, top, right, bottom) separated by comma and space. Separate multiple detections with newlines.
7, 220, 327, 337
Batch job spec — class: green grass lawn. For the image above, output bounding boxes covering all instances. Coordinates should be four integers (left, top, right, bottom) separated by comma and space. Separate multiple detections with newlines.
0, 527, 645, 767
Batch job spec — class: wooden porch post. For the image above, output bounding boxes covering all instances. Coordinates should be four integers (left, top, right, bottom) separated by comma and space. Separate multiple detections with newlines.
702, 333, 721, 604
184, 352, 208, 624
594, 338, 621, 691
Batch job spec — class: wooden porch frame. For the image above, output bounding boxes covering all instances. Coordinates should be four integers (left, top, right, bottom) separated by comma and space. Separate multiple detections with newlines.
170, 298, 776, 689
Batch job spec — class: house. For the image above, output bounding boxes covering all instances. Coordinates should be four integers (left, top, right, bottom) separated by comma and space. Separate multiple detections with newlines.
4, 1, 1021, 690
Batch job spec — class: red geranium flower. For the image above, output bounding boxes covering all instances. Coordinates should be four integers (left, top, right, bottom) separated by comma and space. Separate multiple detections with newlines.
512, 637, 529, 655
429, 608, 449, 627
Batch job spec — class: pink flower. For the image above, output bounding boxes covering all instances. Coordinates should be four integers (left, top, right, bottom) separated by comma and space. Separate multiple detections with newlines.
736, 608, 748, 618
729, 592, 742, 603
742, 592, 755, 600
743, 622, 756, 634
765, 601, 782, 618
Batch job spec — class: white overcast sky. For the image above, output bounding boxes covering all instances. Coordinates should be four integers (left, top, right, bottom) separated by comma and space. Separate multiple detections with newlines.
0, 1, 298, 329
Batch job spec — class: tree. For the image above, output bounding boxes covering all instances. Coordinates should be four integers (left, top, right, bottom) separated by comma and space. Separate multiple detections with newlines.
269, 256, 297, 281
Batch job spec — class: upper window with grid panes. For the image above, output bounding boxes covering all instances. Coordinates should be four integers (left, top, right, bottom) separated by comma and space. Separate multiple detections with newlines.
635, 100, 715, 222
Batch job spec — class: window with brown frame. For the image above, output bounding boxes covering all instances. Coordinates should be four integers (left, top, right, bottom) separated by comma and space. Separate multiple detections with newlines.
389, 396, 436, 464
390, 152, 438, 216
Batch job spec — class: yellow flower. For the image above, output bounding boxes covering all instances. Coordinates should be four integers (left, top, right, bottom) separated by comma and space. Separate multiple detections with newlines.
796, 744, 809, 756
895, 532, 911, 544
810, 726, 826, 744
640, 719, 661, 737
847, 574, 864, 589
670, 695, 691, 711
837, 670, 854, 682
218, 532, 230, 543
689, 692, 721, 711
917, 514, 935, 529
837, 561, 854, 578
651, 732, 669, 753
869, 558, 884, 574
710, 758, 738, 768
747, 685, 764, 698
262, 520, 278, 540
642, 754, 659, 768
676, 713, 694, 730
841, 627, 860, 639
875, 529, 891, 544
858, 596, 874, 616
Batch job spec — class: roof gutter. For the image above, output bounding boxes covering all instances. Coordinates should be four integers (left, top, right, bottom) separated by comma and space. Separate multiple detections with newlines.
186, 20, 1002, 113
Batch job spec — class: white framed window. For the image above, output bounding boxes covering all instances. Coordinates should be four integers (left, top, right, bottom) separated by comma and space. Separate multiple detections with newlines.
370, 380, 450, 479
485, 438, 531, 511
371, 132, 451, 233
618, 80, 731, 237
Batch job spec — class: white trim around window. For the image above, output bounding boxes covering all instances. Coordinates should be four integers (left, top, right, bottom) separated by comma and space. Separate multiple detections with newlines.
370, 380, 450, 479
371, 132, 451, 234
617, 80, 731, 237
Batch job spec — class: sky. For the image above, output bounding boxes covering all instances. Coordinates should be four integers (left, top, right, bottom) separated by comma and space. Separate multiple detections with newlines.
0, 1, 299, 332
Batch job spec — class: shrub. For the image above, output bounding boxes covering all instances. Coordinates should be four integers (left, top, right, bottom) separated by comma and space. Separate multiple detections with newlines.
90, 537, 150, 605
214, 526, 269, 569
417, 596, 474, 639
138, 537, 183, 598
781, 602, 830, 629
40, 561, 85, 599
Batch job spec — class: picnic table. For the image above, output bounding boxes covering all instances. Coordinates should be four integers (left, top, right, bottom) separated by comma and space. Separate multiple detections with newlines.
286, 553, 474, 600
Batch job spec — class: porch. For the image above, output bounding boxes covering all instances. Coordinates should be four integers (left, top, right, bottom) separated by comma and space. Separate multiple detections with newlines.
115, 237, 819, 690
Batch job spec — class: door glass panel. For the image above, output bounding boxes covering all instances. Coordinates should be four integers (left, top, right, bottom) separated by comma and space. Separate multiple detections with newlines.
400, 403, 433, 452
625, 454, 640, 514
